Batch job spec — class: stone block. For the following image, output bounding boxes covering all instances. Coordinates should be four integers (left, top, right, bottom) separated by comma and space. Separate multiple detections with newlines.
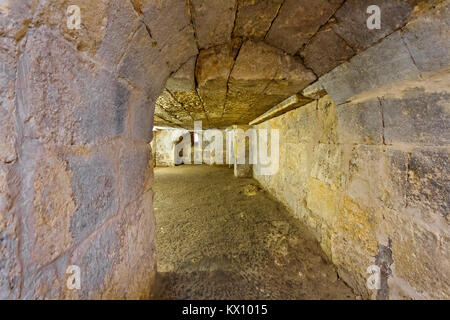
166, 56, 196, 93
337, 99, 383, 145
234, 0, 283, 39
118, 24, 169, 100
69, 219, 120, 299
0, 164, 20, 299
67, 144, 119, 243
310, 143, 342, 188
96, 0, 141, 68
119, 142, 152, 209
265, 0, 344, 54
382, 91, 450, 146
320, 31, 421, 105
141, 0, 197, 70
34, 0, 109, 57
301, 25, 355, 77
382, 210, 450, 299
402, 1, 450, 73
344, 145, 385, 209
317, 96, 338, 144
306, 177, 338, 225
16, 26, 131, 145
294, 101, 321, 144
332, 0, 416, 52
0, 0, 33, 39
407, 149, 449, 220
190, 0, 236, 49
132, 92, 155, 143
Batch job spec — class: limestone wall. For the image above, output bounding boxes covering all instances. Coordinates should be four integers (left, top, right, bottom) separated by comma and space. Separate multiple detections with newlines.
254, 2, 449, 300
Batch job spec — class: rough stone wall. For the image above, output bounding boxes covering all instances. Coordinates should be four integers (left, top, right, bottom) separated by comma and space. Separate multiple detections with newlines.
254, 2, 449, 300
0, 0, 196, 299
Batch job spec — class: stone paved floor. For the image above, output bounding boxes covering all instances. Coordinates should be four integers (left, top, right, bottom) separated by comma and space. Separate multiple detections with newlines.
151, 165, 355, 300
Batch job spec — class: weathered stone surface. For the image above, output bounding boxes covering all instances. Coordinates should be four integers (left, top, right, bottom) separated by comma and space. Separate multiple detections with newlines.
33, 0, 109, 56
337, 100, 383, 145
332, 195, 380, 298
116, 192, 156, 299
118, 24, 169, 100
67, 145, 119, 243
164, 57, 209, 124
382, 91, 450, 146
20, 254, 67, 300
154, 129, 185, 166
166, 57, 196, 93
30, 150, 76, 265
317, 96, 338, 144
96, 0, 141, 68
382, 148, 408, 211
196, 41, 239, 122
320, 32, 421, 105
381, 210, 449, 299
226, 40, 316, 124
344, 145, 385, 210
190, 0, 236, 49
293, 101, 321, 144
302, 81, 327, 100
141, 0, 198, 71
0, 37, 17, 163
265, 0, 344, 54
0, 0, 33, 39
301, 25, 355, 77
132, 91, 155, 143
402, 0, 450, 74
254, 89, 449, 299
306, 177, 338, 224
310, 143, 342, 187
332, 0, 417, 52
233, 0, 283, 39
233, 125, 252, 178
70, 219, 120, 299
0, 165, 21, 299
407, 149, 449, 220
156, 90, 193, 125
17, 26, 131, 145
119, 142, 152, 209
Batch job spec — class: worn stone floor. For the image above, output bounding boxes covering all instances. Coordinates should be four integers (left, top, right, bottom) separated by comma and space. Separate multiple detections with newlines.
151, 165, 355, 300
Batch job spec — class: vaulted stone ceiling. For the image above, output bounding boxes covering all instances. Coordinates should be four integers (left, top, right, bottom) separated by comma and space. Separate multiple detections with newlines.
143, 0, 420, 129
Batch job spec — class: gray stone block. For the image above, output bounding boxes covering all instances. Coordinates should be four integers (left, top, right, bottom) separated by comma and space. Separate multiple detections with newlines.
337, 99, 383, 145
382, 91, 450, 146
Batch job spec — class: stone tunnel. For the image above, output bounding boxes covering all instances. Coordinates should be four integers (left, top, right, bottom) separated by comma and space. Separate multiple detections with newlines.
0, 0, 449, 300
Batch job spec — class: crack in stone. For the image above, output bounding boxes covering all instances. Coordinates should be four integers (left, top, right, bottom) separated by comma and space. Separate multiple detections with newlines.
231, 0, 239, 38
192, 53, 211, 126
166, 88, 196, 122
186, 0, 200, 51
377, 97, 386, 146
263, 0, 285, 41
401, 34, 423, 80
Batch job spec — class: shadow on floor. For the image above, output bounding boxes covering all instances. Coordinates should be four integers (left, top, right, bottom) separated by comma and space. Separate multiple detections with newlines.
151, 165, 355, 300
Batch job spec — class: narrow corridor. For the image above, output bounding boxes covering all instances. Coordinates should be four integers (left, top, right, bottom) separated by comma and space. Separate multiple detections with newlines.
151, 165, 355, 299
